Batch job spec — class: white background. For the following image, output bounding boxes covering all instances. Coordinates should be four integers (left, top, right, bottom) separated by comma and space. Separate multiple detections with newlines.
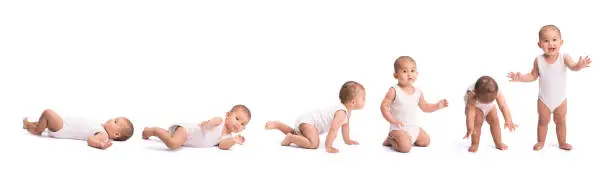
1, 0, 610, 173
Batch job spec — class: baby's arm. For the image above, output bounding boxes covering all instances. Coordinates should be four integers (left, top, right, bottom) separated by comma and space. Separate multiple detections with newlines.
496, 91, 517, 131
464, 91, 477, 139
508, 58, 539, 82
87, 132, 112, 150
325, 110, 348, 153
418, 91, 448, 113
380, 88, 403, 126
341, 119, 358, 145
200, 117, 223, 130
564, 54, 592, 71
218, 135, 244, 150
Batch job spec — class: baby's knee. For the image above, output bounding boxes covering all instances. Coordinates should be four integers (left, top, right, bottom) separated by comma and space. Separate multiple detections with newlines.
416, 139, 430, 147
538, 117, 551, 125
42, 109, 54, 115
553, 115, 566, 124
396, 143, 412, 153
306, 142, 319, 149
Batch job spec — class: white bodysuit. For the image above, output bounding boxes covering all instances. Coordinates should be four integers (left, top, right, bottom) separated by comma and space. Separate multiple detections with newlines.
294, 103, 350, 135
48, 117, 106, 141
389, 85, 422, 143
537, 53, 567, 111
169, 119, 229, 148
464, 84, 497, 118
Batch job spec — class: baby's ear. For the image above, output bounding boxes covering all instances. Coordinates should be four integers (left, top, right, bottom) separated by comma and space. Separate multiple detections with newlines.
225, 112, 230, 117
393, 72, 398, 79
113, 132, 120, 138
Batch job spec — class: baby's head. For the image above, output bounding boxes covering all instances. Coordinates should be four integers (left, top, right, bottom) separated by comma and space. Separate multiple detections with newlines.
538, 25, 563, 57
225, 104, 251, 133
474, 76, 498, 104
103, 117, 134, 141
339, 81, 366, 110
393, 56, 417, 86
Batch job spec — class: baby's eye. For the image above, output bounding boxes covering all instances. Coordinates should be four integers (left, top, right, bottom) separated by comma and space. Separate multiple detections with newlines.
553, 39, 557, 41
403, 70, 407, 73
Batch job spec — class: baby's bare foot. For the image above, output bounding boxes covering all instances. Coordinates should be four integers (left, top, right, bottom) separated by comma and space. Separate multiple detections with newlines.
559, 143, 573, 151
383, 138, 391, 147
533, 142, 545, 151
23, 118, 40, 135
22, 118, 30, 129
265, 121, 281, 130
281, 133, 292, 146
495, 143, 508, 151
468, 144, 479, 152
142, 127, 154, 140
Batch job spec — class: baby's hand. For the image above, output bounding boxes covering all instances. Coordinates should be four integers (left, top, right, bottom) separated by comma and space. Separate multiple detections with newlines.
391, 120, 405, 128
233, 135, 245, 145
507, 72, 522, 82
96, 139, 113, 150
326, 146, 339, 153
463, 127, 473, 139
199, 121, 214, 130
576, 56, 592, 70
437, 99, 449, 109
504, 122, 518, 132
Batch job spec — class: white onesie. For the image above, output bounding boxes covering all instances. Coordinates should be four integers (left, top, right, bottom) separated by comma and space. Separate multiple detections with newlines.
48, 117, 106, 141
464, 84, 497, 118
389, 85, 422, 143
537, 53, 567, 111
294, 103, 350, 135
169, 119, 229, 148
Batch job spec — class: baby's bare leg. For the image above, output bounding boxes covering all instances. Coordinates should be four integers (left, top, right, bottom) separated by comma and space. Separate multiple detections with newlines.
26, 109, 63, 135
414, 128, 430, 147
144, 127, 187, 150
534, 99, 551, 151
469, 109, 485, 152
389, 130, 412, 153
282, 124, 319, 149
486, 107, 507, 150
553, 100, 572, 150
265, 121, 294, 135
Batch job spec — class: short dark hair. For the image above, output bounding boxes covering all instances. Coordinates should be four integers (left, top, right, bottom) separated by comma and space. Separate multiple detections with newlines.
339, 81, 365, 104
230, 104, 251, 119
474, 76, 498, 103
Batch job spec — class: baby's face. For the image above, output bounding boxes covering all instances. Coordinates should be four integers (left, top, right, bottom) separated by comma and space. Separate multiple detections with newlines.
394, 61, 418, 86
353, 90, 366, 110
538, 30, 563, 56
226, 110, 250, 133
104, 117, 129, 139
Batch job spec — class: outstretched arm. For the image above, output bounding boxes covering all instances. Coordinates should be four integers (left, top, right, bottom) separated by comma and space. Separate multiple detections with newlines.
325, 110, 347, 153
464, 91, 476, 139
496, 92, 517, 132
564, 55, 592, 71
341, 120, 358, 145
508, 58, 539, 82
418, 91, 448, 113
